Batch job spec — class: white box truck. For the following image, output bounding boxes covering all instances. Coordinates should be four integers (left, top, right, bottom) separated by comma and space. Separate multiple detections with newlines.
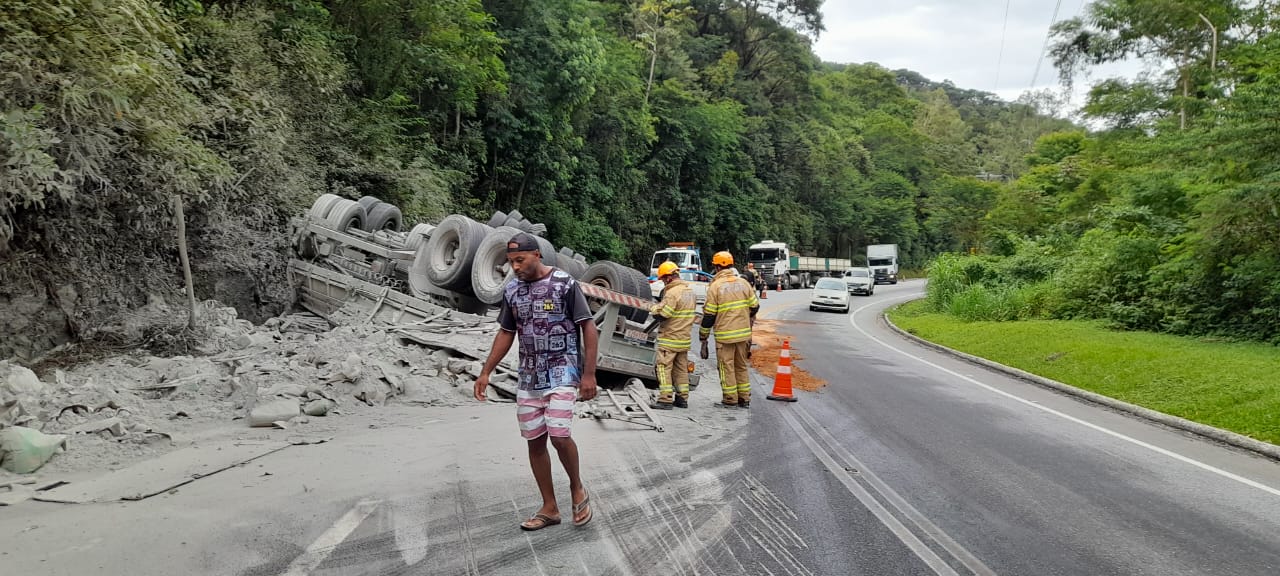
866, 244, 899, 284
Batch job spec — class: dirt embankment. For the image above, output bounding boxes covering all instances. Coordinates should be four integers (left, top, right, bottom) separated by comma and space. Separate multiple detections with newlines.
750, 319, 825, 392
0, 205, 295, 363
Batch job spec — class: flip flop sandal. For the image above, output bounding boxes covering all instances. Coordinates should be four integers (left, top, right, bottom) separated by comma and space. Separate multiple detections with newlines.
572, 493, 593, 527
520, 513, 561, 531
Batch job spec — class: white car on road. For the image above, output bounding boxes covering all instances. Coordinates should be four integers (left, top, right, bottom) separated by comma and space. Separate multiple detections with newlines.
842, 267, 874, 296
809, 277, 850, 313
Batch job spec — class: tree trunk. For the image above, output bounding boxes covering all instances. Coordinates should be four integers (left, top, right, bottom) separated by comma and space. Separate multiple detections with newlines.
172, 195, 198, 330
644, 44, 658, 108
1180, 65, 1189, 131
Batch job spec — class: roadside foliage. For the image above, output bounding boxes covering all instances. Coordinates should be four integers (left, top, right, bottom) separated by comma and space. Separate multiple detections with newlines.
922, 0, 1280, 344
6, 0, 1276, 343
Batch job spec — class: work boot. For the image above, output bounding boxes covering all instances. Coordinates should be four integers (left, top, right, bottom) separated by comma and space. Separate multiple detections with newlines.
673, 397, 688, 409
715, 401, 738, 409
739, 401, 750, 409
651, 402, 673, 410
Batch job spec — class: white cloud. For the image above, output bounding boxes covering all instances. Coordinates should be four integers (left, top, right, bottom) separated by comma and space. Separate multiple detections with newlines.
812, 0, 1146, 107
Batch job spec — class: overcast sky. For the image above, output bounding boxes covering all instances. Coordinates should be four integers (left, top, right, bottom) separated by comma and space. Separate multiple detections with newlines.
811, 1, 1144, 107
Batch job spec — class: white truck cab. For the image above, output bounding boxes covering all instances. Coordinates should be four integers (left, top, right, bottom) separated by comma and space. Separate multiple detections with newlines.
649, 242, 702, 276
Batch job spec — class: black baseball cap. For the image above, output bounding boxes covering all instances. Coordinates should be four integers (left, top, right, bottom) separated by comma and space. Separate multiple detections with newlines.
507, 232, 540, 253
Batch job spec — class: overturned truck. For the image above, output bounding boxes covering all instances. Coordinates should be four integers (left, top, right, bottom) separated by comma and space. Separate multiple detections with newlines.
290, 194, 689, 392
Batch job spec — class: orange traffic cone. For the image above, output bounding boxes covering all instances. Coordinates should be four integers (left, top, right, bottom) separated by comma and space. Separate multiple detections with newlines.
767, 340, 798, 402
760, 287, 768, 299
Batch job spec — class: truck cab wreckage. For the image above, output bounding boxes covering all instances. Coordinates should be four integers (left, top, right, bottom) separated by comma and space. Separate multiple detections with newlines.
290, 194, 696, 431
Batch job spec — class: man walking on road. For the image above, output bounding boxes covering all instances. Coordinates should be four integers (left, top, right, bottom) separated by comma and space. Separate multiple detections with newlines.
475, 232, 598, 531
649, 261, 697, 410
700, 251, 759, 408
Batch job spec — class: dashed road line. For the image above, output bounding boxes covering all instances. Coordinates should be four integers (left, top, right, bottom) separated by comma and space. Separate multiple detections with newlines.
280, 499, 381, 576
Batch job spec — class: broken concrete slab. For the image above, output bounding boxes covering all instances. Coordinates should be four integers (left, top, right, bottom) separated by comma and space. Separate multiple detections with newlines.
262, 383, 306, 398
67, 417, 126, 437
303, 399, 332, 417
1, 362, 43, 397
445, 358, 471, 375
338, 353, 362, 381
34, 439, 291, 503
248, 399, 299, 428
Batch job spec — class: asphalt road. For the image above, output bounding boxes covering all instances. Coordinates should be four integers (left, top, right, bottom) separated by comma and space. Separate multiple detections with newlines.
4, 281, 1280, 575
740, 281, 1280, 576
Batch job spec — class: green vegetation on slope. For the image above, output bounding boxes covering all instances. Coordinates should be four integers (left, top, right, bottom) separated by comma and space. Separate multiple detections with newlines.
912, 1, 1280, 343
888, 300, 1280, 445
1, 0, 1072, 354
1, 0, 1068, 266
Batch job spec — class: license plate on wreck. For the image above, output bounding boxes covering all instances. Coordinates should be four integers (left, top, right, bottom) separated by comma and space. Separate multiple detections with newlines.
623, 328, 653, 344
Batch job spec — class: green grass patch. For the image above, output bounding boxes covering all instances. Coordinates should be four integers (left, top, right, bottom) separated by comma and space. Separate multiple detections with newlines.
888, 300, 1280, 445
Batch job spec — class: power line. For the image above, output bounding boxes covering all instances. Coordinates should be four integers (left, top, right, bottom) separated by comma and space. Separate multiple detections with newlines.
994, 0, 1013, 90
1030, 0, 1067, 89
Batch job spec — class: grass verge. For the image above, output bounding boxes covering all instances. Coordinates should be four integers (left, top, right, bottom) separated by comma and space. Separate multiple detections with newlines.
887, 300, 1280, 445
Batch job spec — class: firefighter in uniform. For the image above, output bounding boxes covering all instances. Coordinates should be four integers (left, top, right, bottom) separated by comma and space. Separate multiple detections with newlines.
699, 251, 760, 408
649, 261, 696, 409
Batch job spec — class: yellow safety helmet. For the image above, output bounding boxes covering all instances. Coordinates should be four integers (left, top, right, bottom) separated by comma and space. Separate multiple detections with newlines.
712, 251, 734, 267
657, 261, 680, 277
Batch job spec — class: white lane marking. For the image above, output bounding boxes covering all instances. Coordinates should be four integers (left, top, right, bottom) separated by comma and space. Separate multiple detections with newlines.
280, 499, 381, 576
776, 407, 960, 576
850, 295, 1280, 499
793, 406, 998, 576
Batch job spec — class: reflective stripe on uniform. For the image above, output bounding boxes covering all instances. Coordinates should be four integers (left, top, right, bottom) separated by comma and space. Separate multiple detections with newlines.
714, 327, 752, 340
714, 298, 755, 312
657, 337, 691, 349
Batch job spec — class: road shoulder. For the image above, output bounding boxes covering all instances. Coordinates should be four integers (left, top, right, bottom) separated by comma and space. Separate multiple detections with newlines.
880, 301, 1280, 462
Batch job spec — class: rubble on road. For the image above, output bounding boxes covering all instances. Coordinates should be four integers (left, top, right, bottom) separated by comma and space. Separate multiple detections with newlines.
0, 294, 519, 475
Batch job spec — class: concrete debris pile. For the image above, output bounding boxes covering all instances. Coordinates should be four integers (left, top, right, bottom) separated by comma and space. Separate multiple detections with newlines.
0, 300, 517, 475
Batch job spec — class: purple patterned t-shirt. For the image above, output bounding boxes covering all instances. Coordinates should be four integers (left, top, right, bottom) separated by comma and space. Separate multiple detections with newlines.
497, 268, 593, 392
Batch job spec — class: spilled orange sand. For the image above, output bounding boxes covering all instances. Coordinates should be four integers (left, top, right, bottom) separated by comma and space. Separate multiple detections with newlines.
750, 319, 827, 392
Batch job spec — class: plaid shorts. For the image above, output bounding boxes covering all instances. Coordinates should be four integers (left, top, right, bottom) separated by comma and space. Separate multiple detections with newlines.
516, 386, 578, 439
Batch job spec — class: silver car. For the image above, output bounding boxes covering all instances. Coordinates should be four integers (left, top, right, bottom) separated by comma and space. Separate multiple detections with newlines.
809, 277, 851, 313
842, 267, 874, 296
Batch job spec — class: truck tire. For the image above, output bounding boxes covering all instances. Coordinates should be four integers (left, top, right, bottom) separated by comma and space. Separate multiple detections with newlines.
357, 196, 381, 211
422, 214, 492, 293
404, 223, 434, 252
487, 211, 507, 228
558, 247, 575, 259
471, 226, 521, 305
363, 202, 403, 232
324, 199, 367, 232
534, 236, 558, 267
503, 216, 533, 232
308, 194, 342, 221
582, 261, 649, 322
506, 209, 523, 222
529, 223, 548, 236
620, 267, 651, 322
557, 257, 588, 280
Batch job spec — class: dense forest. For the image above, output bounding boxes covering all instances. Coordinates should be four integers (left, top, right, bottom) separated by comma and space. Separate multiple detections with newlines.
0, 0, 1067, 268
3, 0, 1277, 347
